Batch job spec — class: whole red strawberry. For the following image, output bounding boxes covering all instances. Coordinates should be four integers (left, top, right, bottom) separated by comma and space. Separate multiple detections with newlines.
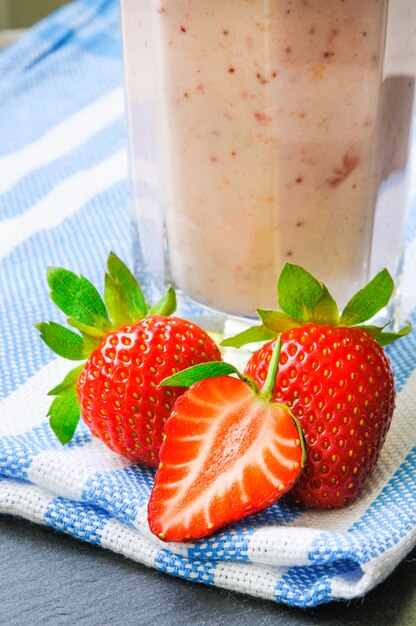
36, 253, 221, 466
223, 264, 411, 509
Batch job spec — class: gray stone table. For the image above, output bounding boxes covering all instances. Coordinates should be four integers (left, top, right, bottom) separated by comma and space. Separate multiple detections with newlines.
1, 515, 415, 626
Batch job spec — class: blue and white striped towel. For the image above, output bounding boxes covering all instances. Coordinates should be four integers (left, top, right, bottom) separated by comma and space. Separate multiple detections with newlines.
0, 0, 415, 608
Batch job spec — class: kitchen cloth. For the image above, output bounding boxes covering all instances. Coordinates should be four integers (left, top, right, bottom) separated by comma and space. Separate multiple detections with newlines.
0, 0, 415, 608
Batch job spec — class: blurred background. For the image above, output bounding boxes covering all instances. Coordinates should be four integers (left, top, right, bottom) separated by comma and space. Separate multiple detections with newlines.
0, 0, 68, 48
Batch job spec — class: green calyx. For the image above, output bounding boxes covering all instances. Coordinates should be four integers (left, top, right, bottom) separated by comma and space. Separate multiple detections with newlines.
161, 361, 258, 393
222, 263, 411, 349
36, 252, 177, 444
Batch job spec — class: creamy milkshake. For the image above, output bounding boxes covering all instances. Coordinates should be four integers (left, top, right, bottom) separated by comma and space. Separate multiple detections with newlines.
121, 0, 415, 319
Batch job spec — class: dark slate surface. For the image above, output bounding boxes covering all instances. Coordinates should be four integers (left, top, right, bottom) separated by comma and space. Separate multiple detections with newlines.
0, 515, 415, 626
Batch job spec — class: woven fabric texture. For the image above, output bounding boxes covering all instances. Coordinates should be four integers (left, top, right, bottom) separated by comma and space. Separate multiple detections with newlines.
0, 0, 415, 608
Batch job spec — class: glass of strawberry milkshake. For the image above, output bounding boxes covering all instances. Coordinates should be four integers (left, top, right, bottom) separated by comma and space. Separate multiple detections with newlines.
120, 0, 416, 327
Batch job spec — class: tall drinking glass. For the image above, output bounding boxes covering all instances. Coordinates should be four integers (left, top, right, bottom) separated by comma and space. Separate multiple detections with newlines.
121, 0, 416, 331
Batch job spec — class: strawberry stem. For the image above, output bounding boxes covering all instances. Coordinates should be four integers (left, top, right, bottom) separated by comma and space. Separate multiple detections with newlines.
259, 336, 281, 402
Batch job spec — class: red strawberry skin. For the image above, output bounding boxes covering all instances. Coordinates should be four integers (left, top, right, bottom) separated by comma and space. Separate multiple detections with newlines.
77, 315, 221, 467
148, 376, 304, 542
245, 324, 395, 509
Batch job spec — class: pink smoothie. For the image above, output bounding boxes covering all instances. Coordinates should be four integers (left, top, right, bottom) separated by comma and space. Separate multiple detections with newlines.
122, 0, 414, 318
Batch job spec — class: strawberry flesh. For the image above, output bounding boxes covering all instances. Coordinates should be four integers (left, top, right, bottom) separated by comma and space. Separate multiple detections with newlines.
148, 376, 303, 542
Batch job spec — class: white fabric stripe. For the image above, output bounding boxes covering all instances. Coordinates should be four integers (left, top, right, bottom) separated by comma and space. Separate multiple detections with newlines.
246, 527, 323, 567
214, 561, 284, 602
27, 439, 131, 502
0, 150, 127, 260
287, 367, 416, 533
0, 478, 53, 524
99, 517, 161, 569
0, 358, 70, 435
0, 88, 124, 195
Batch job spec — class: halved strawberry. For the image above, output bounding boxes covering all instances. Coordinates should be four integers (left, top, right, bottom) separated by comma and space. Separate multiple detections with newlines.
148, 342, 305, 542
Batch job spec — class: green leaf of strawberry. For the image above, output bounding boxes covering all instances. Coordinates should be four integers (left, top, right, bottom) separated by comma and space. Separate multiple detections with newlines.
47, 267, 111, 334
148, 286, 177, 317
106, 251, 148, 322
256, 309, 302, 333
376, 322, 413, 347
47, 385, 81, 445
67, 319, 105, 339
278, 263, 323, 322
35, 322, 89, 361
339, 269, 394, 326
104, 272, 136, 328
308, 285, 339, 326
221, 324, 275, 348
161, 361, 247, 387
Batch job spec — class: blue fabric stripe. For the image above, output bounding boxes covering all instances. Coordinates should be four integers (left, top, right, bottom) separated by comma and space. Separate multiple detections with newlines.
45, 494, 109, 545
187, 528, 255, 562
274, 560, 362, 607
155, 550, 217, 586
82, 466, 154, 525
